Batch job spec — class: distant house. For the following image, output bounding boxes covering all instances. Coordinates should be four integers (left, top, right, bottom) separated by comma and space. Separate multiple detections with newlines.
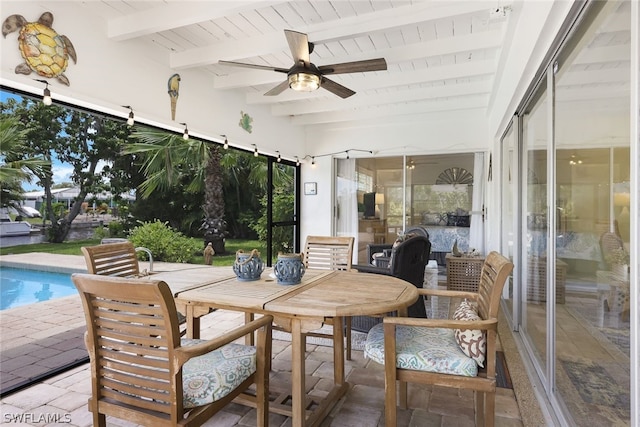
23, 188, 135, 211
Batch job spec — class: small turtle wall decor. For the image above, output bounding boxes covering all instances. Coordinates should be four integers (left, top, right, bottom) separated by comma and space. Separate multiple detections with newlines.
239, 110, 253, 133
2, 12, 77, 86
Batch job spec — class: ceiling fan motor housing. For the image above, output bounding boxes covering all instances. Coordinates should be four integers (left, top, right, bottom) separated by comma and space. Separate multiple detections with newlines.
288, 62, 322, 91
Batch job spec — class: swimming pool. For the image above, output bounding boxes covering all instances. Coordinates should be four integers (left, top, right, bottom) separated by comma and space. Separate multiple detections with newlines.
0, 267, 76, 311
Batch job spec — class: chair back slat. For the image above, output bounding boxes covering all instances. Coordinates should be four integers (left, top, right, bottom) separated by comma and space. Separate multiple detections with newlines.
304, 236, 354, 271
476, 251, 513, 320
82, 242, 140, 277
72, 273, 182, 422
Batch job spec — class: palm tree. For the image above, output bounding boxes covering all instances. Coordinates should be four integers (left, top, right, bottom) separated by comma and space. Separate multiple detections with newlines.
125, 127, 228, 253
0, 116, 50, 210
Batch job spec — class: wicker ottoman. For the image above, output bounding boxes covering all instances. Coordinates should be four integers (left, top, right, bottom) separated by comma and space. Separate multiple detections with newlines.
526, 257, 567, 304
446, 254, 485, 292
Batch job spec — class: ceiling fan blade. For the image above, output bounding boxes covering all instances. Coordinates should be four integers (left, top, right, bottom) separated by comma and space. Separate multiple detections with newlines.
321, 77, 355, 99
284, 29, 310, 65
264, 80, 290, 96
219, 60, 288, 73
318, 58, 387, 75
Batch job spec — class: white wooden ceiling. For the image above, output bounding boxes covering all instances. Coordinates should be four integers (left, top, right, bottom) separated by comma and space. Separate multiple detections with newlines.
74, 0, 630, 129
77, 0, 512, 127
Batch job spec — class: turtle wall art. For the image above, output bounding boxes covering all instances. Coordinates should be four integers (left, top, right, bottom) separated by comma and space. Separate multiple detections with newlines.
2, 12, 77, 86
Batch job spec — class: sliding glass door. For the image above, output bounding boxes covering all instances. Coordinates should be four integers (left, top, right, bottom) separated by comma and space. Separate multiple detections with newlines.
551, 2, 631, 423
503, 2, 632, 424
336, 153, 482, 266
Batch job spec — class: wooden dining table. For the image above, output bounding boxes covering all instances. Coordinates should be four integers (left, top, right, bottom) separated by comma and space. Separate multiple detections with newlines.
148, 266, 419, 427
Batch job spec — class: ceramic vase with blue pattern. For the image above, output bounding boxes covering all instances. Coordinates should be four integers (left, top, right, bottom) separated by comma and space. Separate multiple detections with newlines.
233, 249, 264, 281
273, 253, 305, 285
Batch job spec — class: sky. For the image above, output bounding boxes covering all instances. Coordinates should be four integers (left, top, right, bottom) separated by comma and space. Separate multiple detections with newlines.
1, 90, 105, 191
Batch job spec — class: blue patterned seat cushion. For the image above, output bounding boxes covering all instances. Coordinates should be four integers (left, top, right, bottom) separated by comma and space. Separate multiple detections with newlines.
365, 323, 478, 377
181, 339, 256, 408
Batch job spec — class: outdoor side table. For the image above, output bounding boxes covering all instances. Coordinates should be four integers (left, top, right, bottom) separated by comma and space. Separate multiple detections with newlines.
446, 254, 485, 292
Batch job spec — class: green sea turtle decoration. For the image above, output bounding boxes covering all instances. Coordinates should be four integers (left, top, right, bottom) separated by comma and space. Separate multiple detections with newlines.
239, 110, 253, 133
2, 11, 77, 86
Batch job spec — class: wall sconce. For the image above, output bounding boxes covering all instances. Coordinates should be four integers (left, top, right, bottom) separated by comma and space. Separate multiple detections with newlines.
35, 79, 52, 105
180, 123, 189, 140
221, 134, 228, 149
252, 144, 258, 157
276, 151, 281, 162
123, 105, 134, 126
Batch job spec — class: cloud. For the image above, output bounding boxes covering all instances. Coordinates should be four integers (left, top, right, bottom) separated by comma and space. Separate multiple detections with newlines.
22, 160, 112, 191
52, 164, 74, 184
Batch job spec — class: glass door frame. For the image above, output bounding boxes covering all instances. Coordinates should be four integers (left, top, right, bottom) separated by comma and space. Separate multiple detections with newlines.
265, 157, 301, 265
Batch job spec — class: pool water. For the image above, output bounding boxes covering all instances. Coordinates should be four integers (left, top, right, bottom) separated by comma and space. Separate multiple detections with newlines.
0, 267, 76, 311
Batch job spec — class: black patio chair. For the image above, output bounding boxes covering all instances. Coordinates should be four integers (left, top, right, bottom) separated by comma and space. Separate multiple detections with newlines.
352, 234, 431, 332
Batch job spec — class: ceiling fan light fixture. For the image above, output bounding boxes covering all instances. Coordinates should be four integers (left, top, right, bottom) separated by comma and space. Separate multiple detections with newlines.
288, 72, 321, 92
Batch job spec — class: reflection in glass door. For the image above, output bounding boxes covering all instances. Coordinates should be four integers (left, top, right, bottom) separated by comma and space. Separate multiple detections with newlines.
552, 2, 631, 424
521, 84, 549, 382
501, 122, 517, 316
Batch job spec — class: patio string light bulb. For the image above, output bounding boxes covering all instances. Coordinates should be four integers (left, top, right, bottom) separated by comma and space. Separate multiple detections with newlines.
253, 144, 258, 157
222, 135, 228, 149
295, 156, 300, 166
123, 105, 134, 126
276, 151, 281, 162
181, 123, 189, 140
36, 79, 52, 105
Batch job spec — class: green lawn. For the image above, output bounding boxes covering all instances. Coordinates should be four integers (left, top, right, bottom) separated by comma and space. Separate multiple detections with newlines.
0, 238, 269, 267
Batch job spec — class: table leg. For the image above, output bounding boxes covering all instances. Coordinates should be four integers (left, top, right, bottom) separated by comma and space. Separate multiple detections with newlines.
245, 312, 255, 345
291, 318, 306, 427
332, 316, 345, 384
185, 305, 200, 339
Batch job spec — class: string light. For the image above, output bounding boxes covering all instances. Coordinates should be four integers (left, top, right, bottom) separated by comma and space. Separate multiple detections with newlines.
276, 151, 281, 162
302, 148, 372, 163
221, 135, 229, 149
123, 105, 134, 126
180, 123, 189, 140
311, 156, 315, 165
252, 144, 259, 157
295, 156, 300, 166
35, 79, 52, 105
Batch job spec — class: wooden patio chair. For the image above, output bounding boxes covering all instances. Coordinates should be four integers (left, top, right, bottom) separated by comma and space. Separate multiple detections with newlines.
81, 241, 193, 335
72, 273, 272, 427
365, 251, 513, 427
302, 235, 356, 359
81, 241, 151, 277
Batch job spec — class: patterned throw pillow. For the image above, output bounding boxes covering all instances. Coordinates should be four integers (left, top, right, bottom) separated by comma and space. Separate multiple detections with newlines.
453, 300, 486, 367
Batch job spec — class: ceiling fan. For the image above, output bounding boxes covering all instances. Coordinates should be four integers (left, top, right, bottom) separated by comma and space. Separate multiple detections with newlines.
218, 29, 387, 98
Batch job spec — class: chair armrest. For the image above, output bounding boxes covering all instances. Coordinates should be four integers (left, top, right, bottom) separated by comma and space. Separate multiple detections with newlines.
174, 314, 273, 365
417, 288, 478, 300
352, 264, 394, 276
367, 243, 393, 263
383, 316, 498, 331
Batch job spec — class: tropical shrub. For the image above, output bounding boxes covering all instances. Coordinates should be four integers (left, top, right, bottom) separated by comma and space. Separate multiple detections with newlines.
128, 220, 201, 263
